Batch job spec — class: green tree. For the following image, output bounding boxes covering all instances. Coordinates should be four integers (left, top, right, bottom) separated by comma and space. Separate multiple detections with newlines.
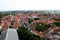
36, 23, 51, 32
0, 12, 3, 18
17, 25, 41, 40
28, 18, 33, 24
53, 22, 60, 27
51, 18, 60, 21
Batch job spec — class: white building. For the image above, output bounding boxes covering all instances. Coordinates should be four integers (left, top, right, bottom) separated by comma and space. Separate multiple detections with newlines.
0, 28, 19, 40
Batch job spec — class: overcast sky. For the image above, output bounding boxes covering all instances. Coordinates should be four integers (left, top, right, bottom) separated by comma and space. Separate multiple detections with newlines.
0, 0, 60, 11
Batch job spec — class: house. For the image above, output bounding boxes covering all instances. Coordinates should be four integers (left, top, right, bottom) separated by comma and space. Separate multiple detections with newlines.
3, 23, 8, 30
33, 30, 45, 38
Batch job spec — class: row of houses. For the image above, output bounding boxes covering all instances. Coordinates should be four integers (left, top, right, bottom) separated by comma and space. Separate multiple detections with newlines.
0, 12, 60, 40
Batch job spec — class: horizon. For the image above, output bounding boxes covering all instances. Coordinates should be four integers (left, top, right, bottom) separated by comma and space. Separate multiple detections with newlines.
0, 9, 60, 12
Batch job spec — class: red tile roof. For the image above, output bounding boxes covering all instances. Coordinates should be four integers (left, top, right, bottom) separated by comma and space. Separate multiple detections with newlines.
13, 24, 18, 28
33, 30, 45, 38
3, 23, 8, 30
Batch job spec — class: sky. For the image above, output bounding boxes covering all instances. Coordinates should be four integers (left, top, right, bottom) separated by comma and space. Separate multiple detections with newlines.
0, 0, 60, 11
